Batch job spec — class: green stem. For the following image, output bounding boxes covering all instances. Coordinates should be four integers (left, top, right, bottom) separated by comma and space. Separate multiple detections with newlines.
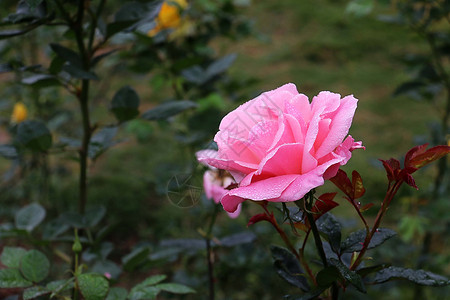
304, 193, 328, 268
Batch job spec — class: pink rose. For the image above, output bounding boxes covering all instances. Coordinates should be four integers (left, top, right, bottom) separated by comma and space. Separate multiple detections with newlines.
203, 169, 242, 218
197, 83, 363, 213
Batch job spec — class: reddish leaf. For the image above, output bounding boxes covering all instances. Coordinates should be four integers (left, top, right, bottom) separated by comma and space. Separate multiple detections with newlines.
293, 222, 309, 232
380, 158, 401, 182
404, 144, 429, 169
359, 203, 374, 212
352, 171, 365, 199
404, 173, 418, 190
330, 169, 353, 197
312, 193, 339, 220
247, 213, 272, 227
408, 145, 450, 171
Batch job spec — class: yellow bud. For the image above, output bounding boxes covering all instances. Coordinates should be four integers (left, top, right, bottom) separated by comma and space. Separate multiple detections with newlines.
148, 0, 188, 36
11, 102, 28, 123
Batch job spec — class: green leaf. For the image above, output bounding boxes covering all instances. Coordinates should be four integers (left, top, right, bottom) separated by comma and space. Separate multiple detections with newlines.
42, 218, 70, 240
46, 278, 74, 293
316, 266, 340, 288
107, 1, 163, 37
25, 0, 44, 10
106, 287, 128, 300
50, 43, 82, 68
156, 283, 195, 294
78, 273, 110, 300
84, 205, 107, 227
22, 74, 60, 87
122, 247, 151, 272
283, 288, 326, 300
341, 228, 396, 253
357, 264, 390, 277
92, 260, 122, 280
0, 268, 32, 288
134, 275, 167, 288
372, 266, 450, 286
111, 86, 140, 122
23, 286, 50, 300
88, 126, 118, 160
270, 245, 310, 291
197, 93, 227, 113
141, 100, 197, 121
20, 250, 50, 283
15, 120, 52, 152
15, 203, 46, 232
129, 286, 159, 300
329, 258, 366, 293
1, 247, 27, 268
317, 213, 341, 253
219, 232, 257, 247
62, 64, 99, 80
0, 144, 19, 159
205, 53, 237, 78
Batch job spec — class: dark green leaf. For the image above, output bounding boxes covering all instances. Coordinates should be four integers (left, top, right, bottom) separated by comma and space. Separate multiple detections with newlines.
341, 228, 396, 253
84, 205, 107, 227
283, 288, 326, 300
111, 86, 140, 122
205, 53, 237, 78
219, 232, 256, 247
20, 250, 50, 283
92, 260, 122, 280
317, 213, 341, 253
270, 245, 310, 291
23, 286, 49, 300
15, 120, 52, 152
46, 278, 74, 293
22, 74, 60, 87
78, 273, 110, 300
141, 100, 197, 121
88, 126, 118, 159
15, 203, 46, 232
50, 44, 82, 67
129, 286, 159, 300
156, 283, 195, 294
42, 218, 70, 240
357, 264, 390, 277
107, 1, 163, 37
134, 275, 167, 289
372, 266, 449, 286
0, 22, 43, 40
181, 66, 207, 85
106, 287, 128, 300
62, 64, 99, 80
0, 144, 19, 159
329, 258, 366, 293
316, 266, 340, 288
0, 268, 32, 288
25, 0, 44, 10
1, 247, 27, 268
122, 247, 151, 272
92, 50, 117, 67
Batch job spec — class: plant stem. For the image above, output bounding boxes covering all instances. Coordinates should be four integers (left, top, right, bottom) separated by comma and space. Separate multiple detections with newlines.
205, 204, 220, 300
304, 193, 328, 268
350, 180, 403, 270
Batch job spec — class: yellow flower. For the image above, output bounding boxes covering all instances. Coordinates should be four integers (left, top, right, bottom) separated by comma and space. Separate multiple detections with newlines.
149, 0, 188, 36
11, 102, 27, 123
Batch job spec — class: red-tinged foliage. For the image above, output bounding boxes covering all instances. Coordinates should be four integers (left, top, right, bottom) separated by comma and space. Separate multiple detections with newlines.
330, 169, 353, 197
380, 158, 402, 183
404, 144, 429, 169
312, 192, 339, 220
406, 145, 450, 171
352, 170, 365, 199
247, 213, 273, 227
404, 173, 418, 190
359, 203, 374, 212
